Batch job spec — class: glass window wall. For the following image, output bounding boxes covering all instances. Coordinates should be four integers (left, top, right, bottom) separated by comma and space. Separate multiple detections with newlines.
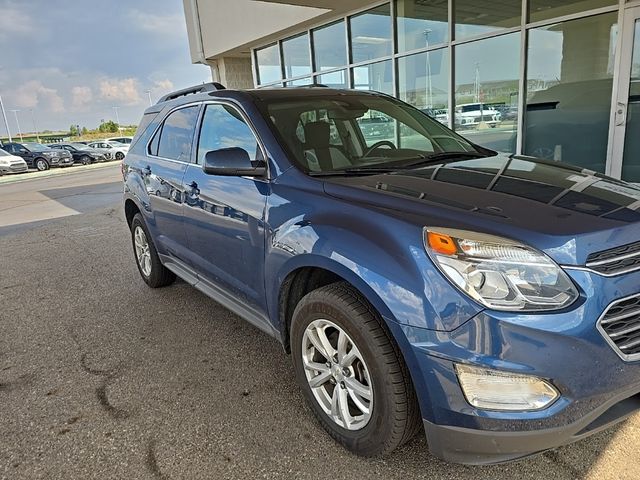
283, 33, 312, 78
396, 0, 448, 53
350, 4, 393, 63
455, 33, 520, 153
525, 13, 618, 172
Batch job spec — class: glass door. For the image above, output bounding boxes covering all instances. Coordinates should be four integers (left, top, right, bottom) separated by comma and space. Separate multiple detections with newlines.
610, 6, 640, 181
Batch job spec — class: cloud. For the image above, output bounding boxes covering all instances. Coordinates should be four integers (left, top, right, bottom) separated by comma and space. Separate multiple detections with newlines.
128, 10, 184, 36
99, 77, 142, 106
13, 80, 64, 112
71, 86, 93, 110
0, 6, 34, 38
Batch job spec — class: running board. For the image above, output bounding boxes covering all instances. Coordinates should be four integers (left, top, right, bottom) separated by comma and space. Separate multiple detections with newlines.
159, 255, 279, 340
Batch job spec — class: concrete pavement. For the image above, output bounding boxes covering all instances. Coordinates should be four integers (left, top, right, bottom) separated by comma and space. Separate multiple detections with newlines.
1, 166, 639, 479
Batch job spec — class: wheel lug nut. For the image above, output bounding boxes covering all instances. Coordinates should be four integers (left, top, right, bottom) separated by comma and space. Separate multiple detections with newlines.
325, 362, 331, 368
342, 368, 350, 376
340, 382, 346, 389
330, 378, 336, 385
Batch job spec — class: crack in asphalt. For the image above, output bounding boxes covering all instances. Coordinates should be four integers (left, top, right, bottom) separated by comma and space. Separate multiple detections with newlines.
146, 439, 168, 480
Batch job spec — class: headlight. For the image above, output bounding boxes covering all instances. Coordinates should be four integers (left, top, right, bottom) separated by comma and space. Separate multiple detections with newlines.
455, 364, 559, 411
424, 227, 578, 311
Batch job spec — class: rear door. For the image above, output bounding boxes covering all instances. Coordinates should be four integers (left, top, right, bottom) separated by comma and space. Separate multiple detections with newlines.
142, 104, 201, 262
181, 102, 269, 314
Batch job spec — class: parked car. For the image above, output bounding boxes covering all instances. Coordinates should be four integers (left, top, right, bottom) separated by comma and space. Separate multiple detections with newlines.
105, 136, 133, 144
0, 148, 28, 175
1, 142, 73, 171
455, 103, 502, 128
87, 141, 128, 160
124, 83, 640, 465
48, 143, 107, 165
356, 115, 394, 141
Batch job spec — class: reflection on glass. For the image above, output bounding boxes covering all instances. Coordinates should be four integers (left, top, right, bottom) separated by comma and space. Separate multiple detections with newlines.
396, 0, 448, 53
530, 0, 616, 23
525, 13, 617, 172
313, 22, 347, 72
350, 4, 392, 63
317, 69, 348, 89
454, 33, 520, 153
256, 44, 281, 85
399, 48, 449, 121
353, 60, 393, 95
455, 0, 520, 40
285, 77, 313, 86
622, 21, 640, 182
283, 33, 311, 78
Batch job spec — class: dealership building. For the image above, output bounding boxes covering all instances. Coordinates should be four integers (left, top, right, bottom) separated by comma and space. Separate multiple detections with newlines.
183, 0, 639, 180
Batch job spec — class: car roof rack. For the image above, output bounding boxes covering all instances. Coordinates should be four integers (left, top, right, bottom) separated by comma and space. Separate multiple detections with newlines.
285, 83, 329, 88
157, 82, 226, 104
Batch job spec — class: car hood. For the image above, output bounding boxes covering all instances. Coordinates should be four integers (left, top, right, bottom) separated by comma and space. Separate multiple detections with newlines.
322, 154, 640, 265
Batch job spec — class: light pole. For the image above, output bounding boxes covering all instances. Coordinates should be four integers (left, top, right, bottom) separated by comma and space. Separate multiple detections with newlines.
30, 109, 40, 143
424, 29, 433, 110
10, 110, 23, 141
146, 90, 153, 106
112, 106, 122, 133
0, 95, 12, 142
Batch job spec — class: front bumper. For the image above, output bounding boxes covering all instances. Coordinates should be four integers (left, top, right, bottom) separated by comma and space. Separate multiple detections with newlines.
0, 164, 28, 174
391, 267, 640, 464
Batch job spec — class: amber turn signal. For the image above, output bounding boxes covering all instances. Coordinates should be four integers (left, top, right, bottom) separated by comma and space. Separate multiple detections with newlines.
427, 231, 458, 256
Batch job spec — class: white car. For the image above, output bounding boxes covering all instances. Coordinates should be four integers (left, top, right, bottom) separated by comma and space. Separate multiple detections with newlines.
105, 136, 133, 145
0, 148, 28, 175
455, 103, 502, 128
88, 141, 129, 160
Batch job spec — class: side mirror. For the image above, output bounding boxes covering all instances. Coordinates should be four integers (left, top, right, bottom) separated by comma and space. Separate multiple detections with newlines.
203, 147, 266, 177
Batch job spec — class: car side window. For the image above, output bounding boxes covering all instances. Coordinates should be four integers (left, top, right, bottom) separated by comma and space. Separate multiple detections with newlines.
154, 106, 199, 161
196, 104, 261, 164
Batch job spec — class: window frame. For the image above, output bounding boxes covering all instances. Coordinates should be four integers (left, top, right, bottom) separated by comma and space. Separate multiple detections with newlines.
194, 100, 270, 180
146, 102, 202, 164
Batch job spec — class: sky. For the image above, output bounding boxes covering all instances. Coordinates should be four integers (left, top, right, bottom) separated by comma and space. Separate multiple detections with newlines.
0, 0, 211, 134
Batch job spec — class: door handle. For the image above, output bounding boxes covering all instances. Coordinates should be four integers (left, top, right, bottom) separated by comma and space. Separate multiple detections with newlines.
616, 102, 627, 127
143, 165, 151, 175
186, 181, 200, 196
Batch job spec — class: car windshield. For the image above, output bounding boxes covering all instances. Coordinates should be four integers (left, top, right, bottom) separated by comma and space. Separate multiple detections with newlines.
23, 143, 51, 152
70, 143, 91, 150
262, 94, 481, 174
0, 149, 11, 157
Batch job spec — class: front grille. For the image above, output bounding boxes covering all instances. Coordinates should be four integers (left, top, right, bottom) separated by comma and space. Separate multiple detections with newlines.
598, 294, 640, 360
586, 241, 640, 275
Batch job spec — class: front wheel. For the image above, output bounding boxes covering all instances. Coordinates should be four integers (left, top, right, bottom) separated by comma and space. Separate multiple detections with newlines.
80, 155, 91, 165
130, 213, 176, 288
291, 282, 421, 456
35, 158, 49, 171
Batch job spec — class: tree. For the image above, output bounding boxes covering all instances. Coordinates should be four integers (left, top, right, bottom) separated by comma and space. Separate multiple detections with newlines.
69, 124, 78, 136
98, 120, 119, 133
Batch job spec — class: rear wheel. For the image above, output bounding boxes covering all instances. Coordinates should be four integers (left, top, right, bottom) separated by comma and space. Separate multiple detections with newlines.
115, 151, 125, 160
80, 155, 91, 165
130, 213, 176, 288
291, 282, 421, 456
35, 158, 49, 171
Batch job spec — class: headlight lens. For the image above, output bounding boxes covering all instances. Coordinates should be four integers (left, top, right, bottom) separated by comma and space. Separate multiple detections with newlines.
455, 364, 559, 411
424, 228, 578, 311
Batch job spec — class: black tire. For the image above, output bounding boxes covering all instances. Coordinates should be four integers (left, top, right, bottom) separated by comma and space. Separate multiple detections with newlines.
35, 158, 49, 171
80, 155, 91, 165
115, 151, 125, 160
130, 213, 176, 288
291, 282, 421, 457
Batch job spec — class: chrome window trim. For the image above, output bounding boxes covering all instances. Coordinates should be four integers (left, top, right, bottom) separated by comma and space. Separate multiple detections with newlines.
145, 101, 203, 165
596, 291, 640, 362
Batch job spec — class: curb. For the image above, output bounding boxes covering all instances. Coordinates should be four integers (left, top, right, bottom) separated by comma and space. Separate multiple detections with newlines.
0, 161, 120, 186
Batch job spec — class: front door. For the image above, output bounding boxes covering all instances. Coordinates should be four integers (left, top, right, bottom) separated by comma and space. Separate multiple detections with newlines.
610, 5, 640, 181
182, 102, 269, 314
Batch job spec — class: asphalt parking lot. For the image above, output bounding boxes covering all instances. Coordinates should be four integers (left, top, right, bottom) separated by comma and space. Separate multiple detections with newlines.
1, 165, 640, 479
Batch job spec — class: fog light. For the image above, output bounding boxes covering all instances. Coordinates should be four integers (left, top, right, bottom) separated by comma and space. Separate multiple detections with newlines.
455, 364, 559, 411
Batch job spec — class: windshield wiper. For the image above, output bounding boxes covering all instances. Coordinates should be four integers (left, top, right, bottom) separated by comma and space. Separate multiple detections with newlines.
308, 166, 398, 177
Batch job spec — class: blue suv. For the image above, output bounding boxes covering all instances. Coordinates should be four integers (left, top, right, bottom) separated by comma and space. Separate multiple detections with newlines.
123, 83, 640, 464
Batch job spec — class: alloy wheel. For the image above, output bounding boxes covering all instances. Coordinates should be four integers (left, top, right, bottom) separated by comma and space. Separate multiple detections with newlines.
301, 319, 373, 431
36, 159, 48, 171
133, 226, 152, 277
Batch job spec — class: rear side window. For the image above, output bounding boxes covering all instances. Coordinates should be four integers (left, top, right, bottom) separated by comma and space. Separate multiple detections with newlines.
196, 104, 261, 164
152, 105, 199, 161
